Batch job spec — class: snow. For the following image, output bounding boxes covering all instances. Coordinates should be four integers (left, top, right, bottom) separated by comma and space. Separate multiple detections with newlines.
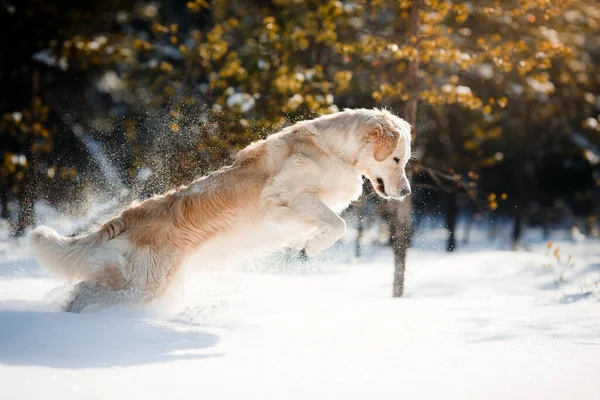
478, 64, 494, 79
527, 76, 555, 95
1, 225, 599, 399
32, 49, 68, 71
455, 85, 472, 95
287, 93, 304, 110
226, 93, 255, 113
97, 71, 125, 93
584, 118, 599, 131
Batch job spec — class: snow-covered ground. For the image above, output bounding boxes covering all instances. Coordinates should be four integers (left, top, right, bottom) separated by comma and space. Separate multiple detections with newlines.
1, 224, 599, 399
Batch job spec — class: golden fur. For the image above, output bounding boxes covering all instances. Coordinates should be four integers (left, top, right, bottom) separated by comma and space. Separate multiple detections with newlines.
28, 108, 412, 312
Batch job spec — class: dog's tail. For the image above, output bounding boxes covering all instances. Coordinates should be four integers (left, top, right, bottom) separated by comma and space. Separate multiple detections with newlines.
28, 217, 127, 280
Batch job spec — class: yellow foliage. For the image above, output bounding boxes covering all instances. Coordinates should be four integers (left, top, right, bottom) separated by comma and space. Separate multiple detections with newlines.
38, 0, 598, 197
553, 247, 560, 260
187, 0, 210, 12
160, 62, 173, 73
334, 71, 353, 91
463, 140, 479, 151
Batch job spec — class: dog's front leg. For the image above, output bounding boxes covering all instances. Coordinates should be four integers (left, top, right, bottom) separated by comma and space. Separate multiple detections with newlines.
289, 193, 346, 257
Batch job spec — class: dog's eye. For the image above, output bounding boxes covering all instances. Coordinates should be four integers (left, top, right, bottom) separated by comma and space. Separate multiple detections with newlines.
393, 157, 400, 164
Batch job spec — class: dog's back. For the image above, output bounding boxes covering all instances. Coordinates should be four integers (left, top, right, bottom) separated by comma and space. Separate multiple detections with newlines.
29, 158, 272, 286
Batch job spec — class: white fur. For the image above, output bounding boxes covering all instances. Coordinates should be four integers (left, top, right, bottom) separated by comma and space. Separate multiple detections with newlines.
28, 108, 412, 311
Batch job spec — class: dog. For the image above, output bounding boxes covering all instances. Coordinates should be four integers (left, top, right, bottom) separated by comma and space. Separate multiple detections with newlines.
29, 108, 412, 312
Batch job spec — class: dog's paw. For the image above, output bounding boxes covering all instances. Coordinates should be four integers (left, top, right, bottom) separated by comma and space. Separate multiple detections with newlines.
303, 237, 331, 257
291, 240, 307, 252
298, 248, 309, 262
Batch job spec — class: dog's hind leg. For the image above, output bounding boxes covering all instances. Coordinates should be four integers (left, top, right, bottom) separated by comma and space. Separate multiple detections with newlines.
66, 266, 130, 313
66, 281, 116, 313
127, 247, 183, 302
66, 250, 181, 312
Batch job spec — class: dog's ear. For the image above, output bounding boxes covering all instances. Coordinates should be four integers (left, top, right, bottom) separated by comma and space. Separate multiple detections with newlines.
369, 124, 399, 162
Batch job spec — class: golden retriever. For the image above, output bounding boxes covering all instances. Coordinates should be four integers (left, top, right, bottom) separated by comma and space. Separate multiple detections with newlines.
28, 108, 412, 312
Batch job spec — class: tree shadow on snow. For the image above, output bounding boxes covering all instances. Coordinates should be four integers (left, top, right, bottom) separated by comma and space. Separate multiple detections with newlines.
0, 308, 221, 369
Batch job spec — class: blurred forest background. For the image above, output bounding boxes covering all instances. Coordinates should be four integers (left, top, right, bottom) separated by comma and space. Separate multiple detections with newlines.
1, 0, 600, 278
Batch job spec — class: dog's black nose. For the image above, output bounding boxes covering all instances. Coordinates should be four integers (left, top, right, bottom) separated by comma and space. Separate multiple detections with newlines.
400, 188, 411, 197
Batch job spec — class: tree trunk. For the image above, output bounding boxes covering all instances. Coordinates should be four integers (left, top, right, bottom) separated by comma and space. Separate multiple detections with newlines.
462, 210, 473, 244
488, 210, 497, 241
388, 0, 419, 298
542, 214, 550, 241
14, 130, 36, 236
1, 191, 8, 220
355, 209, 364, 259
389, 196, 413, 297
511, 153, 526, 249
446, 190, 458, 251
355, 216, 365, 258
584, 215, 594, 237
0, 172, 9, 220
14, 66, 40, 237
14, 166, 35, 237
512, 209, 522, 250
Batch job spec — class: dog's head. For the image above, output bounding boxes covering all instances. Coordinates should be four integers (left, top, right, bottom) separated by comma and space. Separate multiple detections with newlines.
356, 112, 412, 200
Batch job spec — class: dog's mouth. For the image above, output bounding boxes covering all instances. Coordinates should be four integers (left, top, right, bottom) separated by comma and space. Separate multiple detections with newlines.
375, 177, 389, 198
